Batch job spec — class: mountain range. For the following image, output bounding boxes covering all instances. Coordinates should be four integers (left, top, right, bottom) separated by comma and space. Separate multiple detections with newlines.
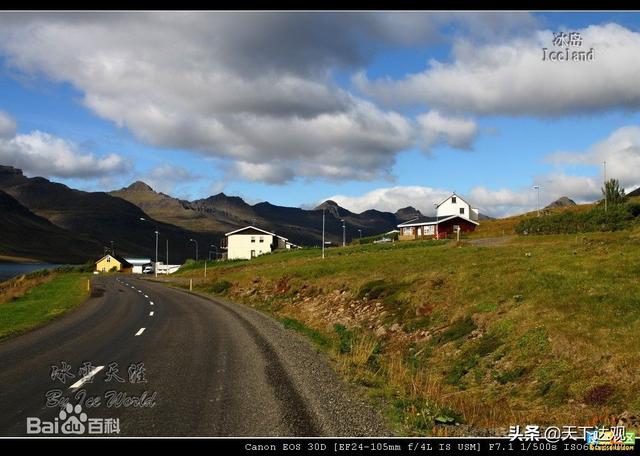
0, 165, 433, 263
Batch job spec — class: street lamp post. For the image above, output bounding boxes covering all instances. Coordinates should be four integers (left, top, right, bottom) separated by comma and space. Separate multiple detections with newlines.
358, 229, 362, 240
603, 161, 607, 213
434, 202, 439, 239
341, 219, 346, 247
533, 185, 541, 217
140, 218, 160, 276
110, 240, 115, 255
154, 230, 158, 278
209, 244, 218, 261
322, 209, 325, 259
189, 238, 199, 261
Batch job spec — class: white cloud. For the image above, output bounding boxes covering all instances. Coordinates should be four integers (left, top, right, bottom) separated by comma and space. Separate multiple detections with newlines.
416, 110, 478, 150
0, 13, 487, 184
325, 186, 452, 215
0, 129, 130, 179
229, 161, 295, 185
0, 110, 17, 138
546, 125, 640, 191
140, 163, 200, 195
322, 169, 608, 219
356, 23, 640, 116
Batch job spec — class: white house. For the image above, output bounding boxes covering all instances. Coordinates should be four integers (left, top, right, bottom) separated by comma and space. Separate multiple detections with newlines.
436, 192, 479, 221
124, 258, 152, 274
224, 226, 290, 260
397, 193, 480, 241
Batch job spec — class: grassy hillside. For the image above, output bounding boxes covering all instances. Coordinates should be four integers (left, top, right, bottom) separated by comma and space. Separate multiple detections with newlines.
0, 271, 90, 339
0, 189, 102, 263
170, 226, 640, 435
468, 201, 599, 239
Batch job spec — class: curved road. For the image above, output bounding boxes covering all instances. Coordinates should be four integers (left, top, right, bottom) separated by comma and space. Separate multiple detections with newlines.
0, 276, 389, 436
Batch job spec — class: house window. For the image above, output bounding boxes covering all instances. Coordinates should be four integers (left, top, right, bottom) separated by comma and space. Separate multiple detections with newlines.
259, 236, 264, 243
452, 196, 457, 203
107, 257, 110, 262
460, 207, 465, 214
251, 250, 256, 258
251, 236, 256, 243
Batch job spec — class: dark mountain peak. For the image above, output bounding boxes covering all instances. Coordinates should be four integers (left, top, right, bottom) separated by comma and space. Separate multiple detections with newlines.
545, 196, 576, 209
317, 199, 339, 208
315, 200, 347, 218
0, 165, 23, 177
123, 181, 154, 192
199, 192, 248, 206
395, 206, 423, 222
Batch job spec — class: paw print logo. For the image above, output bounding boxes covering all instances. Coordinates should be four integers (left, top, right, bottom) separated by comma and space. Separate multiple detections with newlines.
59, 403, 87, 435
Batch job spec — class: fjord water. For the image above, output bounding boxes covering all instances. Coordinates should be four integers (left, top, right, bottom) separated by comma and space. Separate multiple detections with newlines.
0, 263, 65, 282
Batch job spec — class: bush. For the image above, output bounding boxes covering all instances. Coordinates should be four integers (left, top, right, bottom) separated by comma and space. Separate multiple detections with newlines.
436, 317, 477, 344
333, 323, 355, 354
515, 205, 635, 235
209, 280, 232, 294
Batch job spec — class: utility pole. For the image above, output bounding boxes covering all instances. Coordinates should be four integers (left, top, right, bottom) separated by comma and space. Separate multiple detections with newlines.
189, 238, 199, 261
166, 239, 169, 266
341, 219, 346, 247
434, 202, 439, 239
322, 209, 325, 259
604, 161, 607, 213
110, 240, 115, 255
154, 231, 158, 278
533, 185, 541, 217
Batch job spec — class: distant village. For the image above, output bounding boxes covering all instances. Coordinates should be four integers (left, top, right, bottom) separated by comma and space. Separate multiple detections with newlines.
94, 192, 479, 275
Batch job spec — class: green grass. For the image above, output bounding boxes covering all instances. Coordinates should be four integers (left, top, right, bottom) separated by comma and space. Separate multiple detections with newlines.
171, 224, 640, 434
281, 317, 331, 348
0, 273, 89, 339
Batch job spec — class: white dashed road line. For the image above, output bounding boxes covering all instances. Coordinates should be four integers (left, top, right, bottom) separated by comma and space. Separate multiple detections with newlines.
149, 311, 154, 316
69, 365, 105, 390
135, 328, 146, 336
149, 301, 154, 306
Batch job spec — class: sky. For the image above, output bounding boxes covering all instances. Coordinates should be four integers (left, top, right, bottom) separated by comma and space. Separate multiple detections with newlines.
1, 11, 640, 217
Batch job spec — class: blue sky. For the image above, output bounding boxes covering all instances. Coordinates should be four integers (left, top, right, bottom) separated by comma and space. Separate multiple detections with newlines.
1, 12, 639, 216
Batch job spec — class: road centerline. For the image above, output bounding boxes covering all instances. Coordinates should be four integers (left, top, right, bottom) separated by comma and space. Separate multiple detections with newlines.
69, 365, 105, 390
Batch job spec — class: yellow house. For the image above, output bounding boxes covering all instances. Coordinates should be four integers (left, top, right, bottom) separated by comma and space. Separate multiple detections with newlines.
95, 254, 133, 273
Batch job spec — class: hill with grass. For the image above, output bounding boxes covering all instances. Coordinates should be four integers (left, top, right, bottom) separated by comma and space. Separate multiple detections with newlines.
169, 218, 640, 435
0, 189, 102, 263
111, 180, 403, 245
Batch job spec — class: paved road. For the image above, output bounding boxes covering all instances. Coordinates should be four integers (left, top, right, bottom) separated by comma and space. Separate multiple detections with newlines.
0, 276, 389, 436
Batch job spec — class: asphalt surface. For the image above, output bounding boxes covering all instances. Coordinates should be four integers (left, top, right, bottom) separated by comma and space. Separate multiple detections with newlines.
0, 275, 389, 436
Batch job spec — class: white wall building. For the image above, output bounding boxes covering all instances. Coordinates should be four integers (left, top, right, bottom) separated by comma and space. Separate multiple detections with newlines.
436, 193, 479, 221
124, 258, 152, 274
225, 226, 291, 260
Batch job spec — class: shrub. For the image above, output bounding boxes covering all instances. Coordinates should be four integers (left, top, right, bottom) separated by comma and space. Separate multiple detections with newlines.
357, 279, 405, 306
333, 323, 355, 354
584, 383, 615, 406
209, 280, 232, 294
515, 205, 635, 235
436, 317, 477, 344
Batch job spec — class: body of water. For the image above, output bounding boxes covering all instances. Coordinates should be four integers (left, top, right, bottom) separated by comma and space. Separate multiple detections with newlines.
0, 263, 66, 282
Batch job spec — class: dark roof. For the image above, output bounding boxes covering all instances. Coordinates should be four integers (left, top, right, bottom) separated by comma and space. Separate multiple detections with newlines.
398, 216, 439, 225
397, 214, 479, 227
